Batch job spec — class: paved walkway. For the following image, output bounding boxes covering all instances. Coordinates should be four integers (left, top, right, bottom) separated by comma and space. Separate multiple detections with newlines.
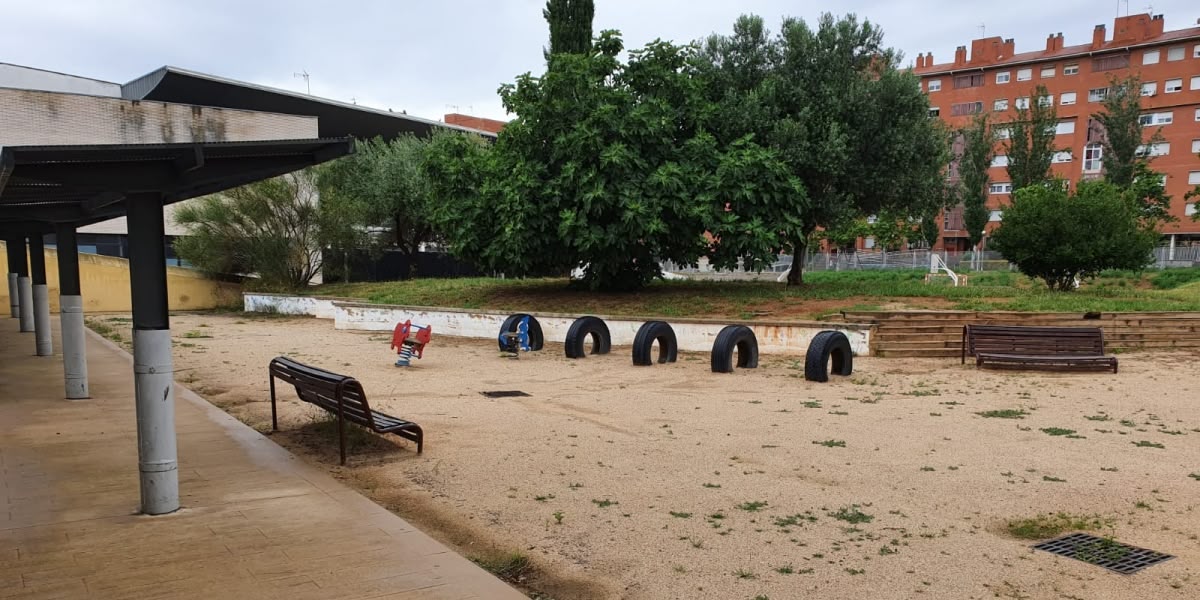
0, 317, 525, 600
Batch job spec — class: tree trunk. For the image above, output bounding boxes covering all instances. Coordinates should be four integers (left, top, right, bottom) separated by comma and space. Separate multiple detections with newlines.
786, 234, 807, 286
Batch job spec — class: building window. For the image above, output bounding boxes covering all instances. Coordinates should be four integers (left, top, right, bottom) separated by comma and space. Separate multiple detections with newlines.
989, 182, 1012, 194
1084, 143, 1103, 172
927, 79, 942, 92
1017, 68, 1032, 81
1137, 142, 1170, 157
1192, 139, 1200, 154
1139, 111, 1173, 126
1196, 108, 1200, 121
1187, 203, 1198, 217
1055, 120, 1075, 135
929, 107, 941, 117
1195, 45, 1200, 58
1143, 50, 1161, 65
996, 71, 1011, 84
1064, 64, 1079, 75
1191, 76, 1200, 91
989, 210, 1004, 222
1040, 66, 1056, 78
993, 98, 1009, 111
954, 74, 985, 89
1168, 47, 1186, 61
1189, 171, 1200, 185
1088, 87, 1109, 102
950, 101, 984, 116
1165, 78, 1184, 93
995, 127, 1011, 140
1015, 97, 1030, 109
1060, 92, 1077, 105
1141, 81, 1158, 96
1037, 95, 1053, 107
1052, 150, 1073, 163
991, 155, 1010, 168
864, 237, 876, 249
1093, 55, 1130, 71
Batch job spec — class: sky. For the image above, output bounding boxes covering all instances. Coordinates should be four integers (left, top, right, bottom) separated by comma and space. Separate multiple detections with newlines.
1, 0, 1196, 122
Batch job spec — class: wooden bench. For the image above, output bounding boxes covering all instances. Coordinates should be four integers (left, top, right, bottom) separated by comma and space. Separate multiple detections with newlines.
962, 325, 1118, 373
269, 356, 423, 464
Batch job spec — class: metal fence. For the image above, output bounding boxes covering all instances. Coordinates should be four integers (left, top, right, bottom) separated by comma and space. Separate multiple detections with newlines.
662, 245, 1200, 279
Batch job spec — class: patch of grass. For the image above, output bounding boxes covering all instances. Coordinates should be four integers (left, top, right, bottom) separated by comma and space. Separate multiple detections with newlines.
1040, 427, 1076, 437
736, 501, 769, 512
977, 409, 1028, 419
553, 511, 564, 524
1005, 513, 1110, 540
471, 551, 533, 583
669, 511, 692, 519
802, 401, 823, 409
534, 494, 555, 502
919, 466, 936, 472
702, 482, 722, 488
1132, 440, 1165, 449
1042, 475, 1066, 483
734, 568, 757, 580
182, 330, 213, 339
812, 439, 846, 448
591, 498, 618, 508
775, 564, 795, 574
829, 505, 874, 524
1084, 413, 1111, 421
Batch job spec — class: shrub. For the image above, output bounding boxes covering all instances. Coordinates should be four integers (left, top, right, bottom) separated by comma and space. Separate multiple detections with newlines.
990, 181, 1158, 291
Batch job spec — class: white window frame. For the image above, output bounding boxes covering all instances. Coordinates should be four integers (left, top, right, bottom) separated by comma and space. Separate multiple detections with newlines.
1192, 139, 1200, 154
1088, 88, 1109, 102
988, 210, 1003, 222
1165, 78, 1183, 93
1195, 45, 1200, 58
1191, 76, 1200, 91
1040, 66, 1056, 78
1137, 142, 1170, 157
1168, 47, 1185, 62
995, 71, 1011, 84
1016, 68, 1032, 81
1052, 151, 1073, 163
863, 237, 876, 249
1084, 143, 1103, 172
1037, 95, 1053, 107
1064, 64, 1079, 75
928, 79, 942, 92
1060, 92, 1077, 106
995, 127, 1011, 140
1189, 171, 1200, 185
1196, 108, 1200, 122
1141, 81, 1158, 96
991, 155, 1010, 168
929, 107, 941, 117
989, 182, 1012, 195
1187, 203, 1197, 217
1143, 50, 1160, 65
1015, 97, 1030, 109
993, 98, 1009, 111
1151, 111, 1173, 125
1054, 121, 1075, 135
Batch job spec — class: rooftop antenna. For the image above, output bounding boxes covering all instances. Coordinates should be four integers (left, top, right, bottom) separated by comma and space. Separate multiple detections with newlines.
978, 23, 986, 38
293, 70, 310, 95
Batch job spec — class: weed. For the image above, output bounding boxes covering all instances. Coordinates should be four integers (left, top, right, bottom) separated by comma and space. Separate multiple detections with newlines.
690, 538, 703, 548
1132, 440, 1165, 449
673, 565, 687, 574
1075, 535, 1132, 565
1042, 475, 1066, 483
829, 505, 874, 524
568, 482, 584, 489
702, 482, 722, 488
734, 568, 757, 580
879, 546, 899, 555
802, 401, 822, 409
553, 511, 564, 524
534, 494, 555, 502
1040, 427, 1076, 437
591, 499, 618, 508
774, 513, 817, 527
669, 511, 692, 519
977, 409, 1028, 419
1084, 414, 1111, 421
1100, 467, 1119, 472
709, 512, 726, 520
1190, 473, 1200, 481
182, 330, 213, 339
1005, 513, 1110, 540
920, 466, 936, 472
813, 439, 846, 448
471, 552, 532, 583
775, 564, 795, 574
737, 501, 769, 512
845, 568, 865, 575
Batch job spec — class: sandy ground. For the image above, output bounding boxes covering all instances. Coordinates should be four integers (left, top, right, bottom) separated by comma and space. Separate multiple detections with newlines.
93, 313, 1199, 600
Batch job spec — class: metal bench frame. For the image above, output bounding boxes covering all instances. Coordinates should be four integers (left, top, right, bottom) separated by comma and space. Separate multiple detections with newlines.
962, 324, 1118, 373
269, 356, 423, 464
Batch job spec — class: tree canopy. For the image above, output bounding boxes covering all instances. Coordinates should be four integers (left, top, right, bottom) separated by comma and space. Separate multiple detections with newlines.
1092, 76, 1171, 223
1004, 84, 1058, 192
543, 0, 594, 57
957, 115, 995, 249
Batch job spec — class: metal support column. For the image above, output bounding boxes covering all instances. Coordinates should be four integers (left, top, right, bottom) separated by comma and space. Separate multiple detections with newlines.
28, 234, 53, 356
126, 195, 179, 515
15, 237, 34, 332
5, 237, 19, 318
56, 225, 89, 399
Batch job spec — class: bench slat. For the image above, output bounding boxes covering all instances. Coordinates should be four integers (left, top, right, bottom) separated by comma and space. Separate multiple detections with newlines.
963, 325, 1118, 373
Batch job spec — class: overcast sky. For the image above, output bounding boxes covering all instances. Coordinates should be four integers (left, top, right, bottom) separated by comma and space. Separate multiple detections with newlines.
1, 1, 1196, 122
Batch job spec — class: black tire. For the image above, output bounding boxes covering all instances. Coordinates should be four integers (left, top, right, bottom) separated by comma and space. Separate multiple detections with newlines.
498, 314, 544, 352
565, 316, 611, 358
804, 330, 854, 382
632, 321, 678, 366
710, 325, 759, 373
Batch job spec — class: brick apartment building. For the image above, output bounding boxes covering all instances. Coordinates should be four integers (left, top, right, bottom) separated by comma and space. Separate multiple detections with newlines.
444, 112, 507, 134
914, 12, 1200, 252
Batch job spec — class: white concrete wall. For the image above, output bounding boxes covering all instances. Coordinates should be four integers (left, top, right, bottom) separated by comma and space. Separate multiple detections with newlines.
0, 63, 122, 97
243, 293, 872, 356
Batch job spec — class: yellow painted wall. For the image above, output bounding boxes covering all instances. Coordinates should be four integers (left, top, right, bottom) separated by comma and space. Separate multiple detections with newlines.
0, 242, 241, 312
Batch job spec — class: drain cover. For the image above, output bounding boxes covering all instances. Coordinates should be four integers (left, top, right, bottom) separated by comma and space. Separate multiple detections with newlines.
481, 390, 531, 398
1033, 533, 1173, 574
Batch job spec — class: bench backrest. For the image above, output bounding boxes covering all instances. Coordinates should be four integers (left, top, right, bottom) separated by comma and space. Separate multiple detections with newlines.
964, 325, 1106, 357
268, 357, 375, 428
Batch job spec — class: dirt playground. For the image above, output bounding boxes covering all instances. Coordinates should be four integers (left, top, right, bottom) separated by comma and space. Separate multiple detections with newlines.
93, 313, 1199, 600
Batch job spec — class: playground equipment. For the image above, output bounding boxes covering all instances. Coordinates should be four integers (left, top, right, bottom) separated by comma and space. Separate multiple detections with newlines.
804, 330, 854, 382
924, 253, 967, 286
498, 314, 544, 356
710, 325, 759, 373
391, 320, 432, 366
632, 321, 678, 366
565, 316, 612, 358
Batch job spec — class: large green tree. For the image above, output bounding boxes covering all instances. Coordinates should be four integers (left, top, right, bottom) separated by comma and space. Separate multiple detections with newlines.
1093, 76, 1171, 222
958, 115, 995, 250
990, 181, 1158, 291
543, 0, 594, 57
427, 32, 802, 290
1004, 84, 1058, 192
696, 13, 947, 285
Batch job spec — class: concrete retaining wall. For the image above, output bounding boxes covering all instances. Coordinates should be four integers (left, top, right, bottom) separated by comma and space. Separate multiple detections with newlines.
243, 293, 872, 356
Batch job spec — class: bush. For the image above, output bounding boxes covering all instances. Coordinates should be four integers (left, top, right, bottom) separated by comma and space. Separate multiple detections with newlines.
990, 181, 1158, 291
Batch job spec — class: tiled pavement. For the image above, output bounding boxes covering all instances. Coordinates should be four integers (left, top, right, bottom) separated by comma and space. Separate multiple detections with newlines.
0, 317, 525, 599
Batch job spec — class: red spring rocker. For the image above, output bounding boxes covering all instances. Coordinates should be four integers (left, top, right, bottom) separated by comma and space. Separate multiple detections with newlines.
391, 320, 432, 367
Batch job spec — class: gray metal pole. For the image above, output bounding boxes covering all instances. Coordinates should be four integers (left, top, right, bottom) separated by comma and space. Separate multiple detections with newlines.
127, 195, 179, 515
5, 236, 20, 318
15, 237, 34, 332
28, 235, 53, 356
56, 225, 89, 399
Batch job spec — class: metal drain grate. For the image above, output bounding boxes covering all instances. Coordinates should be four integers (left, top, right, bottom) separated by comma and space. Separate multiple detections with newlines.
1033, 533, 1173, 574
480, 390, 531, 398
